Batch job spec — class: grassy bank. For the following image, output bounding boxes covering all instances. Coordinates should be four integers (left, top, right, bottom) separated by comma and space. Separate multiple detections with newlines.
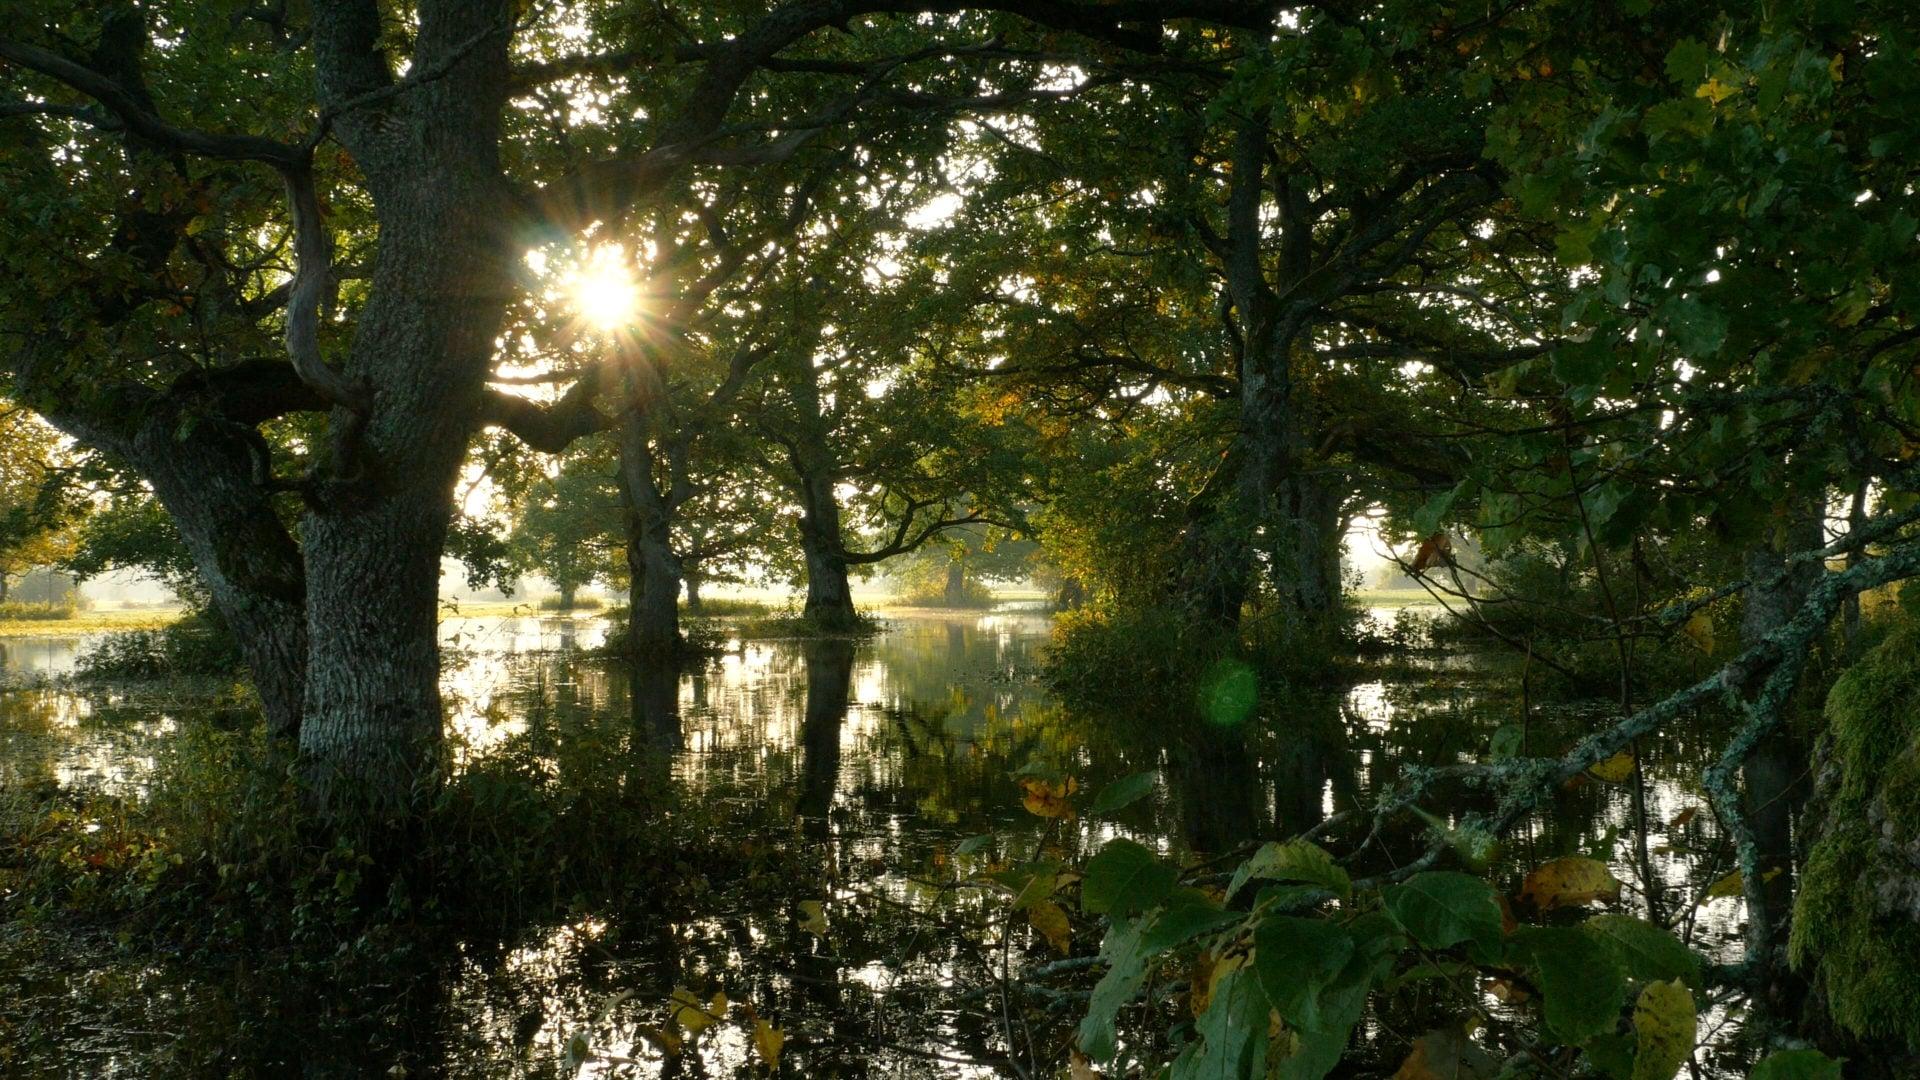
0, 609, 182, 637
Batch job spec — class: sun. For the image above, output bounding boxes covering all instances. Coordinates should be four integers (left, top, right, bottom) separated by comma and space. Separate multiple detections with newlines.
567, 244, 642, 332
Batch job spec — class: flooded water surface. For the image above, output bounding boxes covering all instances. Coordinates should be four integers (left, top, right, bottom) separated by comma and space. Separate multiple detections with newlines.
0, 609, 1752, 1078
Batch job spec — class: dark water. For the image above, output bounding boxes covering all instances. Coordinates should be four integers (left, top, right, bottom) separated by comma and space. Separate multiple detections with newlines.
0, 609, 1749, 1077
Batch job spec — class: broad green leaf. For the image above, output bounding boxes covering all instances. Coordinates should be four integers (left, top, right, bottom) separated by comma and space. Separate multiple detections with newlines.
1631, 979, 1696, 1080
1141, 900, 1243, 954
1747, 1050, 1843, 1080
1383, 871, 1505, 959
1174, 968, 1268, 1080
1077, 917, 1150, 1063
1228, 839, 1350, 900
1253, 915, 1353, 1030
1516, 926, 1627, 1046
1081, 838, 1176, 916
1582, 914, 1701, 988
1088, 770, 1157, 815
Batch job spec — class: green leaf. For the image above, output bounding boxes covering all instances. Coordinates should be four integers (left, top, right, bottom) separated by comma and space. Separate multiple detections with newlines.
1228, 839, 1350, 900
1582, 914, 1701, 989
1142, 900, 1243, 954
1082, 838, 1177, 916
1253, 916, 1354, 1030
1748, 1050, 1844, 1080
1489, 724, 1526, 760
1088, 770, 1157, 815
1175, 968, 1269, 1080
1413, 479, 1470, 536
1516, 926, 1628, 1046
1383, 871, 1505, 959
1077, 916, 1149, 1062
1664, 39, 1711, 84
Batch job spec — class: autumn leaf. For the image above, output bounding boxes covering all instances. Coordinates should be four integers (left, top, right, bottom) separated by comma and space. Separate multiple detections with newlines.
1668, 807, 1699, 830
1393, 1024, 1498, 1079
1029, 899, 1073, 955
1412, 532, 1454, 573
752, 1017, 785, 1071
1694, 76, 1737, 104
1587, 749, 1636, 783
1632, 979, 1697, 1080
670, 988, 728, 1036
1020, 776, 1078, 819
1520, 857, 1623, 910
1068, 1051, 1102, 1079
797, 899, 828, 935
1681, 610, 1714, 653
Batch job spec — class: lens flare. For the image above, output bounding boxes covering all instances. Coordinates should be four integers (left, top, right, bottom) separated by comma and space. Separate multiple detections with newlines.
567, 245, 641, 332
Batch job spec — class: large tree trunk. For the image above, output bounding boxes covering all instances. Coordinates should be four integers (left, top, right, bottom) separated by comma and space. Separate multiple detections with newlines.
0, 575, 10, 604
943, 559, 968, 605
1268, 470, 1345, 627
795, 457, 859, 630
135, 417, 310, 741
617, 412, 685, 656
682, 569, 704, 615
1738, 503, 1825, 1011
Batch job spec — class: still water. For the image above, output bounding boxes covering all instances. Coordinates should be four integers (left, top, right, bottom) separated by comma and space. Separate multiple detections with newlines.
0, 609, 1748, 1077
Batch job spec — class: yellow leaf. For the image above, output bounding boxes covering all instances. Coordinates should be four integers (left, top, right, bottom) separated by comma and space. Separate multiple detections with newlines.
1632, 979, 1697, 1080
670, 988, 727, 1036
1029, 899, 1072, 955
1588, 749, 1636, 783
636, 1024, 684, 1056
1069, 1051, 1102, 1079
1695, 76, 1736, 104
1681, 610, 1714, 654
1520, 857, 1623, 910
753, 1017, 785, 1071
1829, 52, 1845, 82
797, 899, 828, 936
1190, 951, 1244, 1017
1020, 776, 1078, 819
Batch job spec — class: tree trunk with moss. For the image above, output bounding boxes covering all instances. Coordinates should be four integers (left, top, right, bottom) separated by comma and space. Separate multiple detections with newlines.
1790, 613, 1920, 1065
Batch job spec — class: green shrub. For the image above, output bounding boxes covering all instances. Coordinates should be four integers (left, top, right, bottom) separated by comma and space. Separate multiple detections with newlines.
74, 613, 240, 680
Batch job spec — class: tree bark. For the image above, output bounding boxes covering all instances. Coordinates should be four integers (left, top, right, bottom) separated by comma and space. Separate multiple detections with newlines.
943, 559, 967, 605
791, 435, 860, 630
682, 569, 704, 615
1738, 502, 1825, 1012
619, 413, 683, 655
